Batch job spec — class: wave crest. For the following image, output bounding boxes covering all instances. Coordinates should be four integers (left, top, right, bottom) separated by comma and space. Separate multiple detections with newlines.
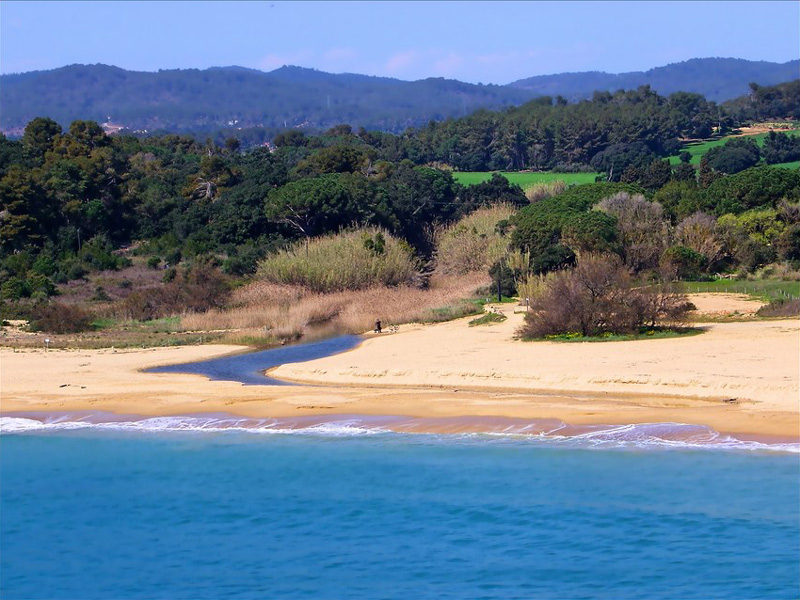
1, 413, 796, 453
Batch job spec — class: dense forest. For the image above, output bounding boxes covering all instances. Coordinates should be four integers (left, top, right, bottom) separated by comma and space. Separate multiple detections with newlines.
1, 58, 798, 139
1, 79, 799, 335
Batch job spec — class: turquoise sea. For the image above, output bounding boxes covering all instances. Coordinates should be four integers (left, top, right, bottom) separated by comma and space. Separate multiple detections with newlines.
1, 419, 799, 600
2, 337, 799, 599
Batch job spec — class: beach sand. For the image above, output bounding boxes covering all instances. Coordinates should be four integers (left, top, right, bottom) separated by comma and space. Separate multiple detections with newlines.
2, 294, 798, 439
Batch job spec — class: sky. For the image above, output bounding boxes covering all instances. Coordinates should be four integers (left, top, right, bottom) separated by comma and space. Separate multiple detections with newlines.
1, 1, 799, 84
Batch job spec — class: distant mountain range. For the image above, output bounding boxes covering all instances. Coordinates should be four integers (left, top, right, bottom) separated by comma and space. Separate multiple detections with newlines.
508, 58, 800, 102
1, 57, 798, 136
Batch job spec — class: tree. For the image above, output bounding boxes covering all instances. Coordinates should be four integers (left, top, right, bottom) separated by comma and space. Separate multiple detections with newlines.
0, 166, 52, 251
640, 159, 672, 190
762, 131, 800, 164
672, 162, 696, 183
703, 166, 800, 215
560, 211, 619, 255
660, 245, 706, 280
589, 142, 656, 181
265, 174, 354, 240
653, 180, 704, 222
457, 173, 528, 215
697, 156, 721, 189
21, 117, 62, 162
596, 192, 669, 271
674, 212, 724, 271
705, 137, 760, 174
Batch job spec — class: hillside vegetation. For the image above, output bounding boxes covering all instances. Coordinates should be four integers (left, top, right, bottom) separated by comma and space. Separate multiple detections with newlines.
2, 78, 799, 344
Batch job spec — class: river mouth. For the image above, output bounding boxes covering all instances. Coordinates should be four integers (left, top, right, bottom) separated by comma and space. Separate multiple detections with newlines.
144, 334, 362, 385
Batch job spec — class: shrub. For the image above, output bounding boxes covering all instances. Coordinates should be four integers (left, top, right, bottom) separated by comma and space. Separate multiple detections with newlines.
595, 193, 669, 271
756, 299, 800, 317
29, 302, 94, 333
147, 256, 162, 269
117, 263, 231, 321
777, 224, 800, 261
518, 254, 691, 338
705, 138, 761, 174
79, 235, 131, 271
524, 181, 567, 203
257, 227, 420, 293
661, 245, 706, 280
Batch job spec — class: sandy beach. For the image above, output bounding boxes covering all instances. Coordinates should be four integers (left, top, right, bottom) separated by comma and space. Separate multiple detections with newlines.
2, 294, 798, 439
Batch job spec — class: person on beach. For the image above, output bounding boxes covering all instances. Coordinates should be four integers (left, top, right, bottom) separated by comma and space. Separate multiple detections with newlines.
374, 319, 382, 333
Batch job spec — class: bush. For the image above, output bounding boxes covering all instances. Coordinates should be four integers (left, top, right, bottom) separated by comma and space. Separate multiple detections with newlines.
257, 228, 420, 293
756, 299, 800, 317
29, 302, 94, 333
117, 263, 231, 321
518, 254, 691, 338
705, 138, 761, 174
524, 181, 567, 203
777, 224, 800, 261
660, 245, 706, 280
79, 235, 130, 271
1, 277, 27, 300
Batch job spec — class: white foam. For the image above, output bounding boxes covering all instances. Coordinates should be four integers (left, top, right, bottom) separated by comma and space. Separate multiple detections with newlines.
0, 415, 384, 437
0, 417, 91, 433
1, 416, 797, 453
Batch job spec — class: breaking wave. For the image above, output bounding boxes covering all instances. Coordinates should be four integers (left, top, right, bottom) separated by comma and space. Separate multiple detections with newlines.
2, 412, 797, 454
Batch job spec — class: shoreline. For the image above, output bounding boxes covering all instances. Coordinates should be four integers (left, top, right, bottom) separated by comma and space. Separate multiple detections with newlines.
1, 296, 798, 441
4, 409, 798, 450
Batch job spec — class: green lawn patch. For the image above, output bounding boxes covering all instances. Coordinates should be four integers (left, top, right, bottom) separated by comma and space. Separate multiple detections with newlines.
680, 280, 800, 302
453, 171, 600, 187
668, 127, 800, 166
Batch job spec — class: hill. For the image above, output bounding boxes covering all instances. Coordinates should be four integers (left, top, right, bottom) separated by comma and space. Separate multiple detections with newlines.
0, 64, 532, 136
1, 58, 798, 137
508, 58, 800, 103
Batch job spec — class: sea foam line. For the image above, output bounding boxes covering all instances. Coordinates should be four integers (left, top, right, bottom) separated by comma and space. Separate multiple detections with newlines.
1, 415, 797, 454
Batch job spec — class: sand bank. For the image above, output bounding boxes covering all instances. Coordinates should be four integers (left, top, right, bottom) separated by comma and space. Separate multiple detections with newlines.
1, 297, 798, 439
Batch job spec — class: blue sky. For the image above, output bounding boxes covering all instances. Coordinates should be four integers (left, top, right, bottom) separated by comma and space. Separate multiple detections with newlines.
1, 1, 798, 84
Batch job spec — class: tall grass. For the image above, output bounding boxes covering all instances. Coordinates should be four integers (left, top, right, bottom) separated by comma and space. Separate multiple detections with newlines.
524, 180, 567, 203
180, 272, 491, 340
257, 227, 420, 292
434, 205, 514, 275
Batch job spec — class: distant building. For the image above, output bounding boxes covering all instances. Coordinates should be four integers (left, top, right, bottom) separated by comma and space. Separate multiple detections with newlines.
101, 121, 126, 135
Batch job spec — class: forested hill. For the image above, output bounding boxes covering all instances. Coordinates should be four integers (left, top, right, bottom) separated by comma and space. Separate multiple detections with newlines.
1, 58, 798, 137
509, 58, 800, 103
0, 64, 533, 136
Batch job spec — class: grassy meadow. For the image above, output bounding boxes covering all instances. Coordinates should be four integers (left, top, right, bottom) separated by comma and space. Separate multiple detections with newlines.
668, 125, 800, 166
679, 279, 800, 302
453, 171, 600, 187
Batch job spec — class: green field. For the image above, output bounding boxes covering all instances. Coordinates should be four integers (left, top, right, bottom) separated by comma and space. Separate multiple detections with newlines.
453, 171, 601, 187
680, 279, 800, 302
668, 127, 800, 166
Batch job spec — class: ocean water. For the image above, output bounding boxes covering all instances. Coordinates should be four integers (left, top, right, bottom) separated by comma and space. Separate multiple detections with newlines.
2, 423, 799, 600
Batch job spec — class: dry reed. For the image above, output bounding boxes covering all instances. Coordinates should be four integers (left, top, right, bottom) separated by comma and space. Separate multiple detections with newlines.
180, 272, 491, 339
434, 205, 514, 276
